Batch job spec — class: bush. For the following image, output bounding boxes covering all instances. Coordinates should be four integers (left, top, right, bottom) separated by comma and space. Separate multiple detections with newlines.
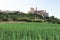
57, 20, 60, 24
3, 19, 8, 21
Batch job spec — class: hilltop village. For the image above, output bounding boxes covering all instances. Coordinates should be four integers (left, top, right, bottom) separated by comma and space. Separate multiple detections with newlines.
0, 7, 49, 18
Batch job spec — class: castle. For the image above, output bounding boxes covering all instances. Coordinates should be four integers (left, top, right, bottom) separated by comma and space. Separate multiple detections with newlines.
28, 7, 49, 17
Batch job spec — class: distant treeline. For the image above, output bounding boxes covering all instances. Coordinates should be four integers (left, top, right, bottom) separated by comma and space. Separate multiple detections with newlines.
0, 11, 60, 24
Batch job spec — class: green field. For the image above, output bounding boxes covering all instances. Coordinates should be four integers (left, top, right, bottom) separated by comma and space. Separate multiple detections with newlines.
0, 22, 60, 40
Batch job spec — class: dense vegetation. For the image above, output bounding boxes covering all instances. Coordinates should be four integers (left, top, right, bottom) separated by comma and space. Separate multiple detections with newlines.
0, 11, 60, 24
0, 22, 60, 40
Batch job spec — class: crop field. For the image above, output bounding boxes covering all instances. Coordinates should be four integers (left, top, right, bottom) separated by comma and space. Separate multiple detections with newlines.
0, 22, 60, 40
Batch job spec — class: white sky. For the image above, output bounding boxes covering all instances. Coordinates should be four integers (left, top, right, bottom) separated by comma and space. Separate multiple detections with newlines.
0, 0, 60, 18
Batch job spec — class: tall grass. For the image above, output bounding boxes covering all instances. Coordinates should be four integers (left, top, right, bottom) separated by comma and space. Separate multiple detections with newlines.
0, 22, 60, 40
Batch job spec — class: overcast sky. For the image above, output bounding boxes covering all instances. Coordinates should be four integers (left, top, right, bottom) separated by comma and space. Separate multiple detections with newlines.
0, 0, 60, 18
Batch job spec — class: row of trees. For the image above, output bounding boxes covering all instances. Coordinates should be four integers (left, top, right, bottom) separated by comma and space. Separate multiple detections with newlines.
0, 11, 60, 24
46, 16, 60, 24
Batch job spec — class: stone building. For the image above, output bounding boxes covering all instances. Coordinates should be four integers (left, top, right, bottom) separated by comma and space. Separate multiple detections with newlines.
28, 7, 35, 13
28, 7, 49, 17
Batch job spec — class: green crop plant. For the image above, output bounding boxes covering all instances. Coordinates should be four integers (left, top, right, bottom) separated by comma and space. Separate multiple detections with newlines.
0, 22, 60, 40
